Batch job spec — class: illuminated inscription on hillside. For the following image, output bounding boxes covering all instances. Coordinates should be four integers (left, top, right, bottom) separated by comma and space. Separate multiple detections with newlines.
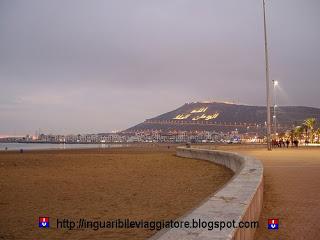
191, 107, 208, 113
173, 114, 191, 120
173, 107, 220, 121
204, 113, 220, 120
192, 113, 219, 121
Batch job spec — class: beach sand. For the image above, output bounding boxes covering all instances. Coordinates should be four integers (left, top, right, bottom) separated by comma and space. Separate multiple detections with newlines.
0, 145, 233, 240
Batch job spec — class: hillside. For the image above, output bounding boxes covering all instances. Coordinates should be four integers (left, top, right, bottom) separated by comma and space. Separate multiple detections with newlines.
125, 102, 320, 133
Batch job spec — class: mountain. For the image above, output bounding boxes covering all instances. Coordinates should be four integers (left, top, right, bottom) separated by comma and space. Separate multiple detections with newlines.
125, 102, 320, 133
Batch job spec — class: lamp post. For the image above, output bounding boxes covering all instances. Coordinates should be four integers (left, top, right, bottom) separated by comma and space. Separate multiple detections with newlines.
272, 80, 278, 135
262, 0, 272, 150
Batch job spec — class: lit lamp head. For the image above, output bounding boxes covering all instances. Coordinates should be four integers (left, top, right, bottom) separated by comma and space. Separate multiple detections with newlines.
273, 80, 279, 86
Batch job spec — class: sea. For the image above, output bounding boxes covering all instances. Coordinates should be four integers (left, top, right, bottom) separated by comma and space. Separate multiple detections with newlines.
0, 142, 128, 151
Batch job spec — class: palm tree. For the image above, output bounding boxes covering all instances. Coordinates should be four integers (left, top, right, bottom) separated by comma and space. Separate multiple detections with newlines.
315, 128, 320, 143
294, 126, 304, 140
303, 118, 316, 143
289, 129, 295, 142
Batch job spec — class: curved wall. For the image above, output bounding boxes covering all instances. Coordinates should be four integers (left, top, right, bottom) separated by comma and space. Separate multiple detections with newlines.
150, 147, 263, 240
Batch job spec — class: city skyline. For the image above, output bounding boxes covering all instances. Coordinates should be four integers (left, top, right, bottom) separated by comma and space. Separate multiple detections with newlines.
1, 0, 320, 135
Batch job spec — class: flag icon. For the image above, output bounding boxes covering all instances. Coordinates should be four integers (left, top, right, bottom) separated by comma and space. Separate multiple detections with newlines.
39, 217, 50, 228
268, 219, 279, 230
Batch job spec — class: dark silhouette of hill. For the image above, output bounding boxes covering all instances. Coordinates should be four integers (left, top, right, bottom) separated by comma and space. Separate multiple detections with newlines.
125, 102, 320, 133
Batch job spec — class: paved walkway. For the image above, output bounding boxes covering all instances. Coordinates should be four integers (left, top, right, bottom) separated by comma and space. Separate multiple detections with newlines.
230, 147, 320, 239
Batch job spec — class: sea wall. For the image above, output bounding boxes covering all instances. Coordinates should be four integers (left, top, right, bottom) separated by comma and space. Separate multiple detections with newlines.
150, 147, 263, 240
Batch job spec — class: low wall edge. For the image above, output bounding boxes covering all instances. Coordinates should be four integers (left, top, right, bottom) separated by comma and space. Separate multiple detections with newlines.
149, 146, 264, 240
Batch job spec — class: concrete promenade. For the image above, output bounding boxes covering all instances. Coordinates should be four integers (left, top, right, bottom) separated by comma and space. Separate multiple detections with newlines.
218, 146, 320, 239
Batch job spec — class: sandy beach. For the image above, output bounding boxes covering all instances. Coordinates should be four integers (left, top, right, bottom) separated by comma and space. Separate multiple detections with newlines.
0, 145, 233, 240
2, 144, 319, 240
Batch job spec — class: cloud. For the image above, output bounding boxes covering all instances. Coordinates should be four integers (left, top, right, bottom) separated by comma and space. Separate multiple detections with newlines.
0, 0, 319, 134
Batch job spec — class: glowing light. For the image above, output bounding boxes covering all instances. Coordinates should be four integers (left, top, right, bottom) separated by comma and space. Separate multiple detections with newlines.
192, 113, 220, 121
192, 114, 206, 121
173, 114, 191, 120
191, 107, 208, 113
204, 113, 220, 120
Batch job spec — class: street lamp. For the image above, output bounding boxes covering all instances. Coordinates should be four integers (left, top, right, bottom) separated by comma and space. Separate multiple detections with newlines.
262, 0, 272, 150
272, 80, 279, 135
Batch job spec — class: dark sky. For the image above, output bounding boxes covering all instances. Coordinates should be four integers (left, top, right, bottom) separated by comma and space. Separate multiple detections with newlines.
0, 0, 319, 135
